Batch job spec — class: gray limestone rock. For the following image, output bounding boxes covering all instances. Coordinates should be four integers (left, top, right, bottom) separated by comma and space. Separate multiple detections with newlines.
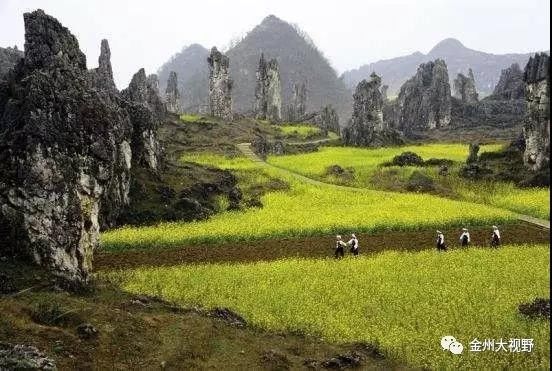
523, 53, 550, 171
342, 73, 402, 146
207, 47, 232, 120
0, 10, 123, 284
394, 59, 452, 135
165, 71, 181, 114
254, 54, 282, 122
490, 63, 525, 100
453, 68, 478, 104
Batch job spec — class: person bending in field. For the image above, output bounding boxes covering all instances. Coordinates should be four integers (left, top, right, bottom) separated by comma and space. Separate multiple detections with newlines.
459, 228, 470, 247
347, 233, 359, 256
335, 235, 347, 259
490, 225, 501, 247
436, 230, 447, 251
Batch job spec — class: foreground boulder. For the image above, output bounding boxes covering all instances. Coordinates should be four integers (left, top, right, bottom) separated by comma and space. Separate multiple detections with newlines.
254, 54, 282, 122
394, 59, 452, 135
342, 73, 402, 146
207, 47, 232, 120
0, 10, 130, 284
0, 343, 56, 370
0, 10, 165, 284
522, 53, 550, 171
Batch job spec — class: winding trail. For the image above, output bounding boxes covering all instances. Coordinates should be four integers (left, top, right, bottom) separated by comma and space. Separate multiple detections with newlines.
237, 142, 550, 230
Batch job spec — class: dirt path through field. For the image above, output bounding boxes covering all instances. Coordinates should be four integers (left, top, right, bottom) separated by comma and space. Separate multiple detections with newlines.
96, 222, 549, 270
237, 142, 550, 229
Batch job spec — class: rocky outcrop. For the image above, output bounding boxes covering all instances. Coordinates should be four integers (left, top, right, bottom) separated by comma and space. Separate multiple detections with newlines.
122, 68, 164, 171
523, 53, 550, 171
89, 40, 133, 230
394, 59, 452, 135
89, 39, 116, 92
0, 343, 56, 370
490, 63, 525, 100
315, 105, 340, 135
342, 73, 402, 146
0, 10, 127, 284
466, 143, 480, 164
254, 54, 282, 122
207, 47, 232, 120
285, 82, 307, 122
381, 84, 389, 101
0, 10, 166, 284
0, 46, 24, 78
165, 71, 181, 114
453, 69, 478, 104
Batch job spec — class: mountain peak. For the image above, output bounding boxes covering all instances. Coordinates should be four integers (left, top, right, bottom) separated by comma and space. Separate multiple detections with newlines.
260, 14, 285, 25
429, 38, 467, 55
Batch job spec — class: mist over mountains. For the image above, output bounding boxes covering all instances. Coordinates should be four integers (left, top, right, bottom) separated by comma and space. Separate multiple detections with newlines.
341, 38, 544, 97
156, 16, 546, 118
158, 15, 351, 119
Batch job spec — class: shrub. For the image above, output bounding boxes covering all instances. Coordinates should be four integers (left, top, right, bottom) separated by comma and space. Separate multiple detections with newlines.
390, 152, 424, 167
406, 171, 435, 192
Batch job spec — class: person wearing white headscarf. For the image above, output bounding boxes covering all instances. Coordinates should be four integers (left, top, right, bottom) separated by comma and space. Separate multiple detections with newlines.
459, 228, 471, 247
490, 226, 501, 247
335, 235, 346, 258
436, 231, 446, 251
347, 233, 359, 256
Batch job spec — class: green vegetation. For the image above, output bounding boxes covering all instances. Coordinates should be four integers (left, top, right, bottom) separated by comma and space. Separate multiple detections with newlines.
102, 152, 515, 251
278, 124, 321, 139
179, 113, 219, 123
106, 244, 550, 370
267, 145, 550, 219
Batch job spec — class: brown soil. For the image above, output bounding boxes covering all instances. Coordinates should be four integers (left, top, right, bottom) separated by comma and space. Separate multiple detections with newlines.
96, 222, 549, 270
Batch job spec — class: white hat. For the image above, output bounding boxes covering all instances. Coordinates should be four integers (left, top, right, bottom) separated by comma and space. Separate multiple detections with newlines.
492, 225, 498, 229
436, 230, 442, 234
462, 228, 468, 231
336, 235, 342, 240
351, 233, 356, 238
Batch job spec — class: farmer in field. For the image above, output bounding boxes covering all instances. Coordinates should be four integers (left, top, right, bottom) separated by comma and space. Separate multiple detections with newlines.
436, 231, 446, 251
347, 233, 359, 256
335, 235, 347, 259
459, 228, 470, 247
490, 226, 501, 247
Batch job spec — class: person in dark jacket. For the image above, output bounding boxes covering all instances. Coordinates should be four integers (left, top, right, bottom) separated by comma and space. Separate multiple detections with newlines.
335, 235, 346, 258
490, 226, 501, 247
436, 231, 447, 251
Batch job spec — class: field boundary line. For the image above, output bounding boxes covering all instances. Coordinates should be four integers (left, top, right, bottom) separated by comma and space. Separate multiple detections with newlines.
236, 142, 550, 230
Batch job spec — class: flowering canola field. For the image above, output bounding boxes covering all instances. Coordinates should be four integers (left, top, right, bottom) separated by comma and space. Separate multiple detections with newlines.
105, 244, 550, 369
102, 152, 515, 251
267, 145, 550, 219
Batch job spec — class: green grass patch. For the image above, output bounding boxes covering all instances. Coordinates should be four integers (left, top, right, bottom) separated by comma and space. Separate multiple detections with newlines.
105, 244, 550, 369
277, 124, 322, 139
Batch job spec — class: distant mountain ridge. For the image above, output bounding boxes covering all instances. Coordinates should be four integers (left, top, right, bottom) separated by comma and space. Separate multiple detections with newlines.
157, 15, 351, 119
157, 43, 209, 112
341, 38, 546, 96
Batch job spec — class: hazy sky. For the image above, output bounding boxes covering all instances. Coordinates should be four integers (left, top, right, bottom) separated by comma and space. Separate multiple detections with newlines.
1, 0, 549, 88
